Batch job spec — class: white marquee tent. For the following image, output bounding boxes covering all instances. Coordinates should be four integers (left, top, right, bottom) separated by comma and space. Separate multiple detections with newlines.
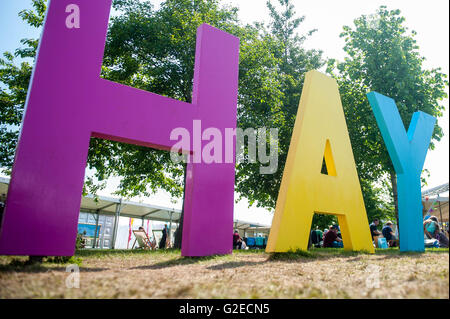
0, 177, 270, 248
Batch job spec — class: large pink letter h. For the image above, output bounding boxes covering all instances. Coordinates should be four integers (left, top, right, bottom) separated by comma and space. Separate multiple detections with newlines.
0, 0, 239, 256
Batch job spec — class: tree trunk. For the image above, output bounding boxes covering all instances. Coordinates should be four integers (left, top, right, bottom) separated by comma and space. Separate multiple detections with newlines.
174, 163, 187, 249
389, 171, 400, 240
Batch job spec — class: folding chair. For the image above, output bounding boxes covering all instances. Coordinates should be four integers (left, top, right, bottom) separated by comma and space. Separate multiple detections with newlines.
132, 229, 156, 250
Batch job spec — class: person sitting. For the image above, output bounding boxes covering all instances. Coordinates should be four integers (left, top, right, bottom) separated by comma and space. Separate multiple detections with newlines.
323, 225, 343, 248
233, 230, 242, 249
310, 228, 323, 248
382, 221, 398, 247
369, 218, 383, 247
134, 226, 156, 250
424, 216, 449, 248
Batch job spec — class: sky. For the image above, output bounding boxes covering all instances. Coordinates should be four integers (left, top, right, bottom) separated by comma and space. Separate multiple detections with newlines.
0, 1, 41, 61
0, 0, 448, 227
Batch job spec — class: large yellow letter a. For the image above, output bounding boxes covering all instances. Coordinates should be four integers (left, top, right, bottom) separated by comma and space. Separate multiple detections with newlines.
266, 71, 374, 253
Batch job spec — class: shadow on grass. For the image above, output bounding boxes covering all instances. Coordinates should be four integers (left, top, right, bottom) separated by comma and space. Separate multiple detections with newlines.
373, 248, 448, 261
267, 247, 448, 262
375, 247, 449, 255
269, 249, 317, 261
206, 260, 265, 270
130, 255, 225, 270
268, 248, 366, 261
0, 259, 108, 273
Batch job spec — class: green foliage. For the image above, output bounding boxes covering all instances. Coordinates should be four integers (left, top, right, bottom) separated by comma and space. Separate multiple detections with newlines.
327, 6, 448, 221
74, 248, 182, 258
329, 6, 447, 172
0, 0, 47, 171
235, 0, 323, 208
75, 232, 85, 249
46, 256, 83, 266
269, 249, 316, 260
311, 214, 337, 231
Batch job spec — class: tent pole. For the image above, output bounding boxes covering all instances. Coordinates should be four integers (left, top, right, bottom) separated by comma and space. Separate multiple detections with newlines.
111, 199, 122, 249
168, 211, 173, 246
93, 210, 100, 248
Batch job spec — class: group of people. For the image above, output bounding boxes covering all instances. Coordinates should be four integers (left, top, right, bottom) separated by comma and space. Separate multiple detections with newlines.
87, 215, 450, 251
369, 219, 398, 247
310, 216, 450, 249
138, 219, 450, 251
310, 225, 343, 248
423, 216, 449, 248
369, 216, 449, 248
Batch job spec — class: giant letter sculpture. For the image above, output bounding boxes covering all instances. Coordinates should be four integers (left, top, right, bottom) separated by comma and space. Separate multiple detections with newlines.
0, 0, 239, 257
367, 92, 436, 252
266, 71, 374, 253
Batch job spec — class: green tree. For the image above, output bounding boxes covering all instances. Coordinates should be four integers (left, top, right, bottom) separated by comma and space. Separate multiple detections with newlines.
0, 0, 46, 169
327, 6, 448, 227
235, 0, 324, 210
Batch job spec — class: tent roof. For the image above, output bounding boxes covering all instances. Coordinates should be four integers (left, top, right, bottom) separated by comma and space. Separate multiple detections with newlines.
233, 219, 271, 233
422, 198, 449, 222
80, 194, 181, 222
422, 183, 449, 197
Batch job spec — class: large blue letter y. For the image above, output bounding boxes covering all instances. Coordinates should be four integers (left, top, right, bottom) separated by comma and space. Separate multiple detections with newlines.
367, 92, 436, 252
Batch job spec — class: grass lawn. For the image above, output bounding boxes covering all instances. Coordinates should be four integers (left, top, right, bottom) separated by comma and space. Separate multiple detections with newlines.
0, 248, 448, 299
